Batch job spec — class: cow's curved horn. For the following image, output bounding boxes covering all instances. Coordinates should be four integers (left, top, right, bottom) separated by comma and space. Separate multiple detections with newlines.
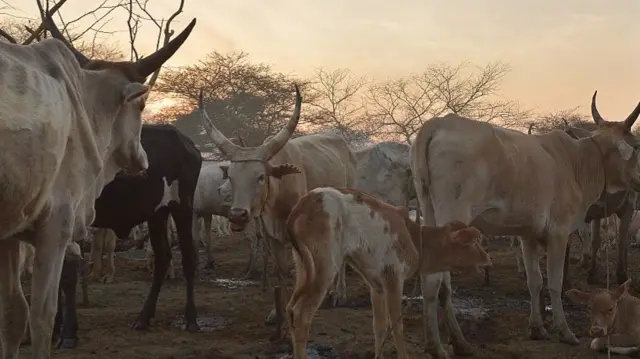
259, 84, 302, 160
623, 102, 640, 130
43, 16, 89, 67
198, 90, 240, 158
591, 90, 605, 126
134, 19, 196, 79
527, 123, 534, 134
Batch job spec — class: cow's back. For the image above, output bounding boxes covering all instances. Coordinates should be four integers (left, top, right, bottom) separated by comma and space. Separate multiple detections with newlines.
355, 142, 412, 206
289, 132, 357, 190
412, 114, 585, 234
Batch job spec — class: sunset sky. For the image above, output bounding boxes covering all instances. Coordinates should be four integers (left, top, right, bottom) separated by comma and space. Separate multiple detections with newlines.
5, 0, 640, 119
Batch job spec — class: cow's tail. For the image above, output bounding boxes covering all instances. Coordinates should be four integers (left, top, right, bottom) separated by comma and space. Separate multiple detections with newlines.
411, 128, 437, 227
285, 217, 316, 321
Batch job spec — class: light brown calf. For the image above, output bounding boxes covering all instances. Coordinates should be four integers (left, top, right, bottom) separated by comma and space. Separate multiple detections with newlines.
566, 279, 640, 355
285, 187, 492, 359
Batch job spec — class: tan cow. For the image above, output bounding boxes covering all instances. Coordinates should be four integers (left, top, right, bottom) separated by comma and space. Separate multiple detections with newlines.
410, 91, 640, 357
198, 87, 358, 329
88, 228, 117, 283
0, 14, 195, 358
566, 279, 640, 355
285, 187, 491, 359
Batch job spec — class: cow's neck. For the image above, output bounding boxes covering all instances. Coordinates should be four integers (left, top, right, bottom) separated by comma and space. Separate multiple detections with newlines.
572, 137, 608, 213
78, 72, 122, 200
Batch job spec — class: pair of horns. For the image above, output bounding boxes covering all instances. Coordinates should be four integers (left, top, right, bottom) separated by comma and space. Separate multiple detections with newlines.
591, 90, 640, 129
43, 15, 196, 80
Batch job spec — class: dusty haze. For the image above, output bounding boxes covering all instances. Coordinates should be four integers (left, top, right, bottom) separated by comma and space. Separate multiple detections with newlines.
4, 0, 639, 119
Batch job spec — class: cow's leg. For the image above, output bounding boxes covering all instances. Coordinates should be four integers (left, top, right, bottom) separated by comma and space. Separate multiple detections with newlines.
385, 275, 410, 359
102, 230, 116, 284
328, 263, 348, 307
203, 215, 215, 269
56, 257, 80, 349
191, 215, 201, 273
243, 232, 261, 280
520, 237, 548, 340
370, 289, 389, 359
616, 206, 632, 284
287, 254, 337, 359
579, 223, 592, 269
546, 232, 579, 345
78, 240, 90, 306
513, 237, 525, 274
420, 272, 449, 358
89, 230, 104, 281
172, 206, 199, 332
29, 211, 74, 358
132, 210, 171, 330
439, 272, 473, 356
0, 239, 29, 359
588, 219, 602, 285
481, 235, 491, 286
264, 236, 288, 333
260, 232, 270, 291
562, 240, 571, 292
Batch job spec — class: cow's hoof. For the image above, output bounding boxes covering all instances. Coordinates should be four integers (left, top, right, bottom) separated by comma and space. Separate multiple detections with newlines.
183, 322, 201, 333
426, 345, 450, 359
528, 326, 550, 341
131, 318, 150, 330
453, 341, 474, 356
329, 293, 349, 308
264, 309, 277, 326
243, 269, 261, 280
559, 331, 580, 345
55, 337, 78, 349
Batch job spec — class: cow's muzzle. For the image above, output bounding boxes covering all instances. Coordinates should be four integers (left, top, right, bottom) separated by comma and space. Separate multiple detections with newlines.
228, 208, 249, 232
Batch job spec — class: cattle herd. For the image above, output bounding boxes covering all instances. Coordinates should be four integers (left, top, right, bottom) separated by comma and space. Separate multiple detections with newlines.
2, 8, 640, 359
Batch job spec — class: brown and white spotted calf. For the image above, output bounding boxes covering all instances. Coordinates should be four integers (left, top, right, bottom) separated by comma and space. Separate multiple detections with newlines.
285, 187, 492, 359
565, 279, 640, 355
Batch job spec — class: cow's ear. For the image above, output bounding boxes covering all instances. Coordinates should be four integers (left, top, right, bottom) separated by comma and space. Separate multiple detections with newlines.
565, 289, 591, 305
450, 227, 480, 246
219, 165, 229, 179
268, 163, 301, 179
613, 278, 632, 301
122, 83, 149, 104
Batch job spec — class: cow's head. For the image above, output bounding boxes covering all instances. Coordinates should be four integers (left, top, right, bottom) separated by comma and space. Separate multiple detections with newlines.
43, 16, 196, 174
565, 279, 631, 338
357, 146, 414, 206
584, 91, 640, 193
417, 219, 492, 274
199, 86, 302, 231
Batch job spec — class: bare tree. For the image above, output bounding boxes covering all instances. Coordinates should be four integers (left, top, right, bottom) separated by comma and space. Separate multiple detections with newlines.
304, 68, 372, 144
527, 107, 588, 134
366, 62, 530, 143
153, 51, 306, 151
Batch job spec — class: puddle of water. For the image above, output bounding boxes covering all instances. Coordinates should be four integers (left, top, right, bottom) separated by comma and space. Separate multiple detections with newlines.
171, 314, 230, 332
204, 278, 258, 289
403, 295, 489, 319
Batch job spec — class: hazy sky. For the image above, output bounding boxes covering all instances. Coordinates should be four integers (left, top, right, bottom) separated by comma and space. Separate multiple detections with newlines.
5, 0, 640, 119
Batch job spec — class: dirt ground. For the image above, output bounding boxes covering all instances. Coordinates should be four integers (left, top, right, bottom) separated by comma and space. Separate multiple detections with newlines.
14, 235, 640, 359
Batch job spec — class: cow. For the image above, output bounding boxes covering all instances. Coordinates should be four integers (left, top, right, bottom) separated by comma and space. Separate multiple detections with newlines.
410, 91, 640, 357
563, 124, 638, 285
354, 141, 415, 207
198, 86, 358, 331
566, 279, 640, 355
285, 187, 492, 359
193, 160, 262, 277
144, 236, 176, 280
0, 12, 195, 358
